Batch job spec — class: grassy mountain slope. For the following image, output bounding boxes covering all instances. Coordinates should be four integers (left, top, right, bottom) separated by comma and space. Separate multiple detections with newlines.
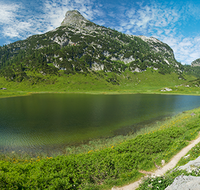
0, 10, 198, 95
0, 68, 198, 98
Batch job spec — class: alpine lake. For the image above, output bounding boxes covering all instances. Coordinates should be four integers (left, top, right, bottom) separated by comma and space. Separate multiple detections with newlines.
1, 93, 200, 155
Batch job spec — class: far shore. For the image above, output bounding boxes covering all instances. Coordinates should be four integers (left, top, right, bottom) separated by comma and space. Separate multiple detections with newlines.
1, 88, 200, 99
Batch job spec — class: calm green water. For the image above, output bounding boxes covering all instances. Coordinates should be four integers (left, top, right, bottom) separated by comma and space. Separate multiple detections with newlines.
1, 93, 200, 154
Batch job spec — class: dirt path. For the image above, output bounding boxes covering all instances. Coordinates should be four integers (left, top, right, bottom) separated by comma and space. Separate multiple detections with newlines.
112, 135, 200, 190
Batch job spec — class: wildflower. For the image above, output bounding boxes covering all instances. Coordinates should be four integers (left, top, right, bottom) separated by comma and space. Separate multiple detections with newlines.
148, 184, 153, 188
158, 180, 161, 183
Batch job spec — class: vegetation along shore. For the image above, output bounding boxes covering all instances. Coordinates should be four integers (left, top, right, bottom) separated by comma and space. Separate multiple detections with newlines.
0, 107, 200, 189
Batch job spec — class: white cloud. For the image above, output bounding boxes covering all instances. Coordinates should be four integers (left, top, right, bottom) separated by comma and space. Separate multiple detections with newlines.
0, 2, 45, 40
0, 3, 34, 39
0, 3, 20, 24
159, 35, 200, 65
1, 0, 200, 65
125, 8, 136, 18
42, 0, 104, 31
109, 2, 200, 65
0, 0, 104, 41
94, 20, 105, 26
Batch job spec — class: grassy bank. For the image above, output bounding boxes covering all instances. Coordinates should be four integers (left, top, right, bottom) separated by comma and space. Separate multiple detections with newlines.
0, 69, 199, 98
139, 134, 200, 190
1, 107, 200, 189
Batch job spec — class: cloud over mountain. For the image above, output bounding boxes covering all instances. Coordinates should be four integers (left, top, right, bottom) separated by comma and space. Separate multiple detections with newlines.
1, 0, 200, 65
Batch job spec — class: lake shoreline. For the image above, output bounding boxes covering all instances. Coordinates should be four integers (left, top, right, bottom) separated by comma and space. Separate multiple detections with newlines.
1, 89, 200, 99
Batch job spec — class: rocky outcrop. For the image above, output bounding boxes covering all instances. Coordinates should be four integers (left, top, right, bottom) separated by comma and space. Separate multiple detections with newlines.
92, 62, 104, 71
191, 58, 200, 67
166, 156, 200, 190
61, 10, 96, 30
165, 175, 200, 190
61, 10, 89, 27
178, 156, 200, 172
161, 87, 172, 92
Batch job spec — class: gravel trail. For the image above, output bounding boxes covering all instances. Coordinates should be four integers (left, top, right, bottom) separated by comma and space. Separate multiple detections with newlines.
112, 134, 200, 190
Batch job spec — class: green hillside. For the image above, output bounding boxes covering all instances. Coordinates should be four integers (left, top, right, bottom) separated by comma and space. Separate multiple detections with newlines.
0, 10, 199, 96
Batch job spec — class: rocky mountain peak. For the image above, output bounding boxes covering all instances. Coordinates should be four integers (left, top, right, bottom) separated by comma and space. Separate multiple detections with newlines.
61, 10, 90, 27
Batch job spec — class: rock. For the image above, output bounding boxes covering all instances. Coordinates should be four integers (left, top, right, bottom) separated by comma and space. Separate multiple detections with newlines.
191, 58, 200, 67
92, 62, 104, 71
122, 55, 135, 64
0, 88, 7, 90
178, 156, 200, 173
161, 160, 165, 166
165, 156, 200, 189
183, 154, 190, 159
165, 175, 200, 190
61, 10, 91, 28
161, 88, 172, 92
133, 68, 141, 73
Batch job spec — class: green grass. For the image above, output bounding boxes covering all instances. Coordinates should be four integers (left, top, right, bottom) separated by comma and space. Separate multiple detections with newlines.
138, 111, 200, 190
0, 69, 199, 98
1, 108, 200, 189
139, 141, 200, 190
177, 142, 200, 167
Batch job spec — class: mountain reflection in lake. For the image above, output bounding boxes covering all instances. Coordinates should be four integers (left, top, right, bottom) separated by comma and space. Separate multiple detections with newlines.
1, 93, 200, 154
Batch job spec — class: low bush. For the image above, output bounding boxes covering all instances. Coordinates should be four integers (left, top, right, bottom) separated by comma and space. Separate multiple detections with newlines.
1, 111, 200, 189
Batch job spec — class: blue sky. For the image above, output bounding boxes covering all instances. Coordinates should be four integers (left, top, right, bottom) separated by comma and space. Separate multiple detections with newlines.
1, 0, 200, 65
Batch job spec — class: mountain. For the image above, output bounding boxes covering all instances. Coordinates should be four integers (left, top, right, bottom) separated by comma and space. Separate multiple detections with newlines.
182, 58, 200, 78
191, 58, 200, 67
0, 10, 183, 82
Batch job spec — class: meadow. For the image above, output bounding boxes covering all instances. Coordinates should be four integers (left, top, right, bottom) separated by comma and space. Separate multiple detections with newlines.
0, 69, 198, 97
139, 126, 200, 190
1, 106, 200, 189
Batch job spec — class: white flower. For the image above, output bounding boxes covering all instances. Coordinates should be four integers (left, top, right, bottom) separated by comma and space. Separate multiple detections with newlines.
148, 184, 153, 188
